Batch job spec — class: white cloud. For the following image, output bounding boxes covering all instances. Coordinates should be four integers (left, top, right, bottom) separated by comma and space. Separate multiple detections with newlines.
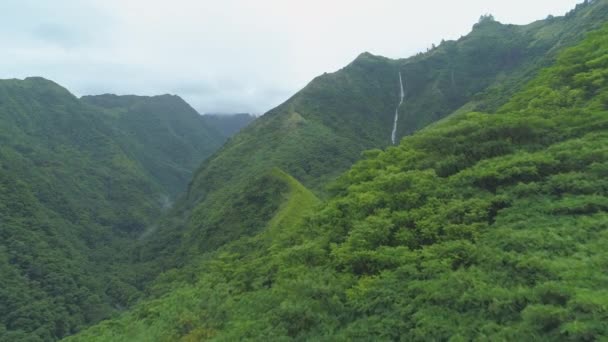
0, 0, 583, 114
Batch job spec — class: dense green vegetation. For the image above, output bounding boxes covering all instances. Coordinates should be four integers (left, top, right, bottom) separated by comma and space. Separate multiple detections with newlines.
68, 16, 608, 342
140, 0, 608, 274
0, 82, 226, 341
82, 94, 226, 198
2, 2, 607, 341
0, 78, 159, 341
396, 0, 608, 133
67, 169, 321, 341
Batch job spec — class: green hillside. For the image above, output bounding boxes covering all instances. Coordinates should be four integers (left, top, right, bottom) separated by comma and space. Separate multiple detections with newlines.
68, 14, 608, 342
0, 78, 162, 341
0, 81, 226, 341
140, 0, 608, 272
2, 1, 607, 341
66, 168, 321, 342
395, 1, 608, 134
82, 94, 225, 198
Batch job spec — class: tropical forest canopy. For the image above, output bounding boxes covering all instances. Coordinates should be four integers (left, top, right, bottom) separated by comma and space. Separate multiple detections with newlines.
0, 0, 606, 341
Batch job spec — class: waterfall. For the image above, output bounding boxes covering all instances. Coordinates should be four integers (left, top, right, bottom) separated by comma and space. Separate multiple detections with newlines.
391, 71, 405, 144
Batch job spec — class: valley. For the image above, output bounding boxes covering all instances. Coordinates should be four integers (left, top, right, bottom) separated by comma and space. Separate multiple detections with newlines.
1, 1, 607, 341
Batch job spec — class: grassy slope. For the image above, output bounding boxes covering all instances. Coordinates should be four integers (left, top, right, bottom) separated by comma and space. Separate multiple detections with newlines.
68, 15, 608, 342
65, 169, 320, 342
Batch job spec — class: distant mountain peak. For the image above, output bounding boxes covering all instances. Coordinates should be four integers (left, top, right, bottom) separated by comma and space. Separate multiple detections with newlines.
353, 51, 391, 63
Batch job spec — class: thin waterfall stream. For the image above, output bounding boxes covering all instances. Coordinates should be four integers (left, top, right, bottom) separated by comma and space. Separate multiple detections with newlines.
391, 71, 405, 144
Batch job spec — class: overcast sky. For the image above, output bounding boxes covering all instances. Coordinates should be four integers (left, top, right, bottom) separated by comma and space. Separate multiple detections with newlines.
0, 0, 583, 114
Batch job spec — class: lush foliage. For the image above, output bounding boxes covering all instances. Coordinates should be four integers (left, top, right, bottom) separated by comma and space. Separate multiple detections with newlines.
66, 169, 321, 342
0, 82, 226, 341
69, 18, 608, 342
397, 0, 608, 133
2, 2, 606, 341
140, 1, 608, 275
82, 94, 226, 197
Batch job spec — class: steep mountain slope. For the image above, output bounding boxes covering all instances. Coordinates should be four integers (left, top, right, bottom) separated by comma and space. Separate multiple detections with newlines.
68, 21, 608, 341
82, 94, 225, 198
141, 0, 608, 268
401, 1, 608, 132
67, 168, 322, 342
202, 113, 256, 138
0, 80, 226, 341
0, 78, 163, 341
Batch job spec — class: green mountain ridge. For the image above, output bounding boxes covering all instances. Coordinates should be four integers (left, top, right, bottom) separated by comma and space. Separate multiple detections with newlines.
0, 79, 227, 341
68, 19, 608, 341
66, 167, 322, 341
138, 0, 608, 274
1, 1, 607, 341
82, 93, 226, 197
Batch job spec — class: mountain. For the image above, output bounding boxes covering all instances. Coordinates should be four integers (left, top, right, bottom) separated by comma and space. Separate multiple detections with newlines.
0, 78, 161, 341
138, 0, 608, 270
0, 81, 226, 340
67, 17, 608, 341
202, 113, 256, 138
81, 94, 225, 198
3, 1, 607, 341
